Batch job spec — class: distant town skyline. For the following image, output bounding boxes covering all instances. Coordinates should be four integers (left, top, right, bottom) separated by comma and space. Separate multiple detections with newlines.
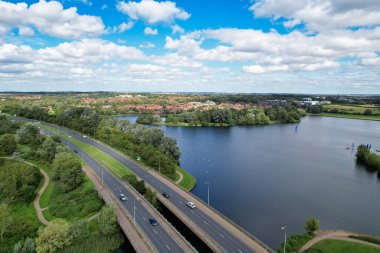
0, 0, 380, 93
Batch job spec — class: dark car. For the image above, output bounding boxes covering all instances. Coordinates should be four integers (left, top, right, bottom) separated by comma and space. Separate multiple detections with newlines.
74, 149, 78, 153
149, 218, 158, 226
162, 192, 170, 198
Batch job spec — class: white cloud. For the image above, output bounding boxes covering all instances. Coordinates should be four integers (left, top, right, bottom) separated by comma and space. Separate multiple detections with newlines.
116, 0, 190, 24
18, 26, 34, 36
171, 24, 184, 34
0, 0, 105, 39
118, 21, 134, 32
144, 27, 158, 35
139, 42, 156, 48
250, 0, 380, 31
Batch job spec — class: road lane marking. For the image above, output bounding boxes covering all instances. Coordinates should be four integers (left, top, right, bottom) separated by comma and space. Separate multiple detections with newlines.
238, 250, 243, 253
190, 210, 194, 214
179, 201, 183, 205
203, 220, 208, 225
142, 216, 146, 221
153, 229, 158, 234
219, 233, 224, 238
166, 245, 171, 251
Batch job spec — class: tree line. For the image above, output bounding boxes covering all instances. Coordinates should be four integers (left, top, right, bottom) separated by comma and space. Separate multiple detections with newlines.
2, 105, 181, 179
137, 106, 305, 126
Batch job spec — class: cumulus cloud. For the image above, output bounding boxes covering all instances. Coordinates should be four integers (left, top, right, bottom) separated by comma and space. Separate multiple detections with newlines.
0, 0, 105, 39
163, 27, 380, 73
171, 24, 184, 34
117, 21, 134, 32
144, 27, 158, 35
250, 0, 380, 31
116, 0, 190, 24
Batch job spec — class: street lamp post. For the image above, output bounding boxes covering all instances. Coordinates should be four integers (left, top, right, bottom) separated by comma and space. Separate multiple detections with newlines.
281, 226, 287, 253
158, 156, 161, 174
134, 198, 140, 227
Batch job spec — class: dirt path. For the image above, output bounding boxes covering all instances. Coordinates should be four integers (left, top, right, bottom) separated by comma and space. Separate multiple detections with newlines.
33, 167, 50, 226
299, 230, 380, 252
175, 170, 184, 184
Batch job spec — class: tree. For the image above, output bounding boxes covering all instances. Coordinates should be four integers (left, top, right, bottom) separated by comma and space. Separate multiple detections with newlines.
98, 205, 119, 235
135, 180, 147, 195
0, 204, 12, 242
52, 152, 84, 192
14, 238, 36, 253
35, 219, 73, 253
40, 137, 58, 163
305, 217, 320, 236
16, 123, 40, 144
364, 109, 373, 116
0, 134, 17, 155
69, 220, 89, 242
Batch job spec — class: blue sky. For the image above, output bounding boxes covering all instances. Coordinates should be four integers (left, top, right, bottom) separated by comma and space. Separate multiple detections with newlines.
0, 0, 380, 93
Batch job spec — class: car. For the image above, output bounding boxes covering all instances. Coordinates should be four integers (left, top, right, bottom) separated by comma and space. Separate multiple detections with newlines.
74, 149, 78, 153
119, 193, 127, 201
187, 201, 196, 209
162, 192, 170, 198
83, 135, 87, 138
149, 218, 158, 226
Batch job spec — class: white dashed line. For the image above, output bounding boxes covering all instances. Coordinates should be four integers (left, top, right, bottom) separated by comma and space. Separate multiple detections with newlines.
142, 216, 146, 221
219, 233, 224, 238
203, 220, 208, 225
190, 210, 194, 214
237, 250, 243, 253
179, 201, 183, 204
153, 229, 158, 234
166, 245, 171, 251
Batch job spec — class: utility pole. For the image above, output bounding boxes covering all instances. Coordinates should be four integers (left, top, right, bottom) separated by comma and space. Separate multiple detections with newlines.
158, 156, 161, 173
281, 226, 287, 253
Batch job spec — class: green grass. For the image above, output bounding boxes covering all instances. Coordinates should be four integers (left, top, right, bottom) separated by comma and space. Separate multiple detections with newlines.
311, 239, 380, 253
318, 113, 380, 121
323, 104, 380, 114
176, 165, 197, 191
27, 160, 54, 209
39, 124, 133, 179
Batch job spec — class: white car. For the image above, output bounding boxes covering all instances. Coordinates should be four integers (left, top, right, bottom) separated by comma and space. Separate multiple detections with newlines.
119, 193, 127, 201
187, 201, 196, 209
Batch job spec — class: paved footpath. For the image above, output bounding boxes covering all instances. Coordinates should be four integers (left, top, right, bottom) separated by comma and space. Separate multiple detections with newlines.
299, 230, 380, 252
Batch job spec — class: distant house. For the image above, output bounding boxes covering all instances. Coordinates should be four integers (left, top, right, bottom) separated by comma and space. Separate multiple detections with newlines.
258, 100, 288, 106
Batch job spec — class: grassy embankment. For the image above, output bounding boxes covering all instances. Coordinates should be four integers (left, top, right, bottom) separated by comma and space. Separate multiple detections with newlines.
309, 239, 380, 253
39, 124, 196, 191
319, 104, 380, 121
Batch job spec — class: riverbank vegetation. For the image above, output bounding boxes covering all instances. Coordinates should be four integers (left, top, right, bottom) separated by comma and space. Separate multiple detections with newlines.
356, 145, 380, 171
277, 218, 320, 253
316, 104, 380, 121
136, 106, 305, 127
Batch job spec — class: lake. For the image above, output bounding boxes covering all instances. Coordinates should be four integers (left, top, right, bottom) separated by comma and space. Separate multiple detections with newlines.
118, 115, 380, 248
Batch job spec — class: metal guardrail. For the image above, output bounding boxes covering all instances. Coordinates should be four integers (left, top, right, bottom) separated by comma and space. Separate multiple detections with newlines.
151, 169, 275, 253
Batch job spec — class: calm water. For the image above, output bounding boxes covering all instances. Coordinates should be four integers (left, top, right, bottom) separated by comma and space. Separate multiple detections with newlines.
118, 115, 380, 248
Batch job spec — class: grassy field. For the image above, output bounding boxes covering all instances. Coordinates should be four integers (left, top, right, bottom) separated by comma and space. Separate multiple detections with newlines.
310, 239, 380, 253
318, 113, 380, 121
323, 104, 380, 114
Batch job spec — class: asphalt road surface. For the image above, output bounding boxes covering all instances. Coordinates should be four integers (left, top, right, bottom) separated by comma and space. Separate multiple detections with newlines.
40, 128, 190, 253
45, 124, 270, 253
